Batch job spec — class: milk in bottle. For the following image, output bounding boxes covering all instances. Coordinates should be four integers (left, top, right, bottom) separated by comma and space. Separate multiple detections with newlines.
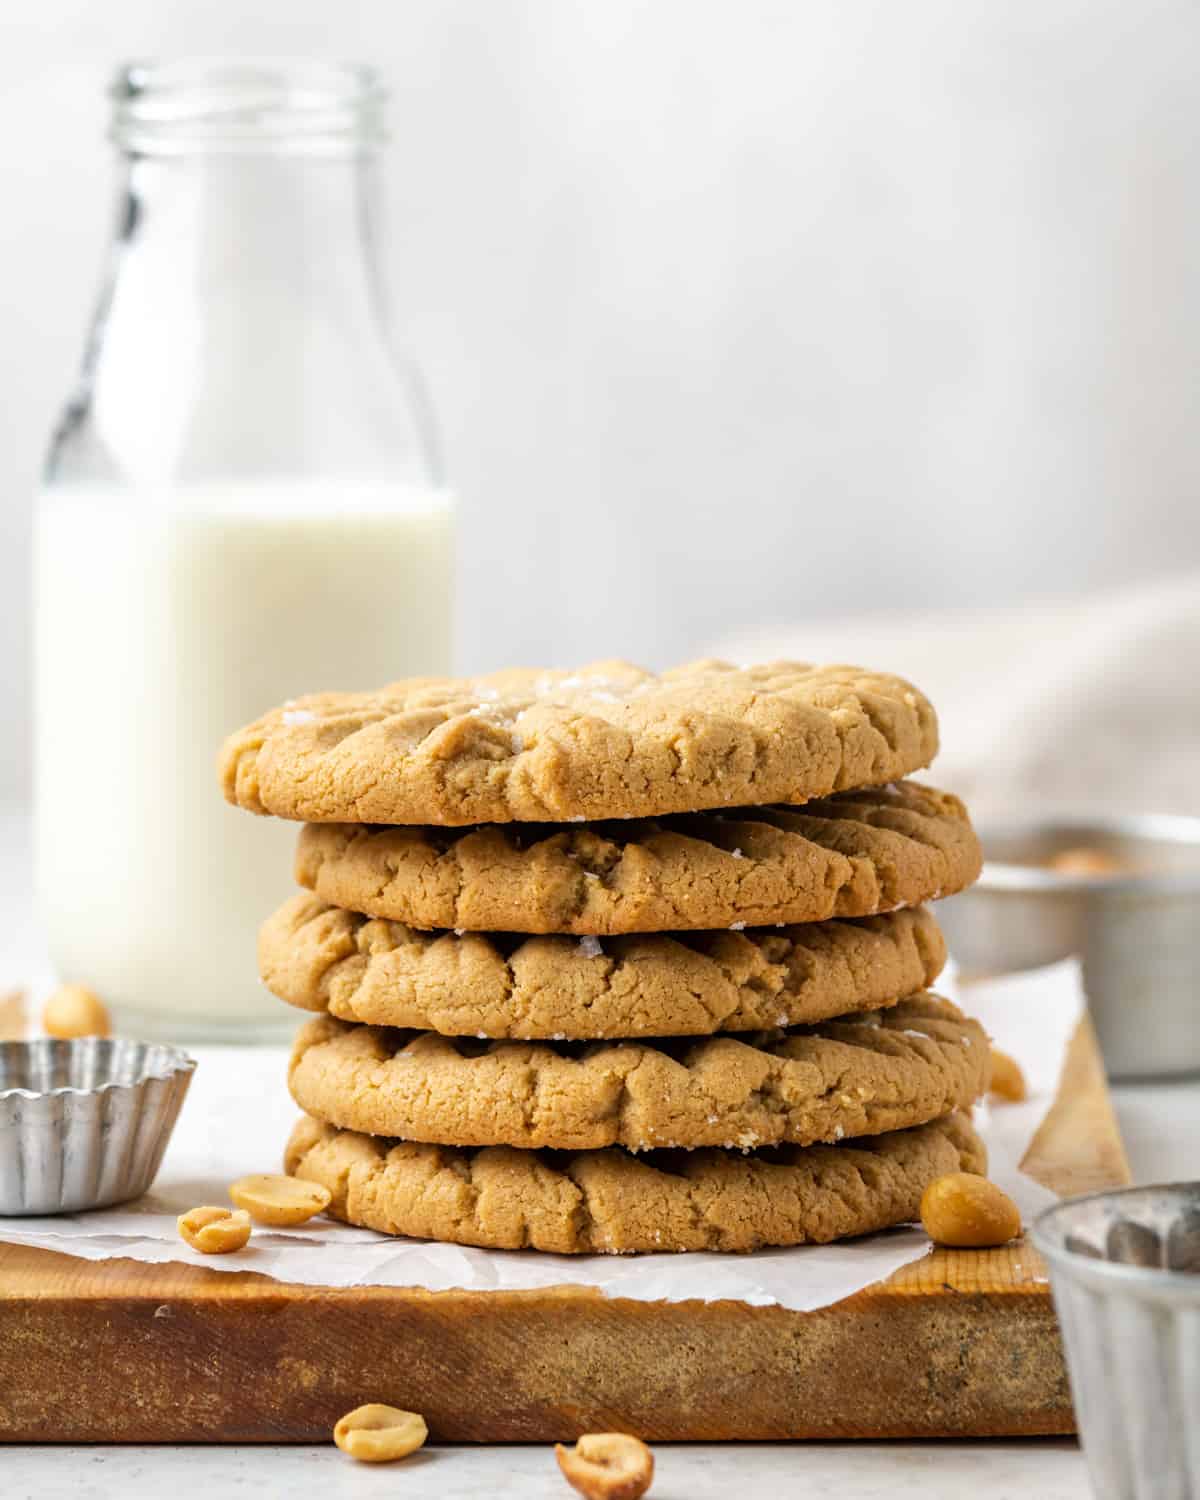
35, 63, 452, 1038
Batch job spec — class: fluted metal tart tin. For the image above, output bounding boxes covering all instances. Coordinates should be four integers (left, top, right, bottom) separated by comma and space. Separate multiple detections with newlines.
0, 1037, 195, 1215
1033, 1183, 1200, 1500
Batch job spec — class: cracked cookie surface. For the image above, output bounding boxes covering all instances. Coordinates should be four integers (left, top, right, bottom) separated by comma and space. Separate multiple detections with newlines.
286, 993, 988, 1152
261, 894, 947, 1038
221, 659, 937, 826
284, 1110, 986, 1253
295, 780, 979, 935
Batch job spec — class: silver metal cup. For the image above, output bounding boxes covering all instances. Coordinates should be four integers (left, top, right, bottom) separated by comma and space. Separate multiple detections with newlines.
936, 813, 1200, 1078
0, 1037, 195, 1214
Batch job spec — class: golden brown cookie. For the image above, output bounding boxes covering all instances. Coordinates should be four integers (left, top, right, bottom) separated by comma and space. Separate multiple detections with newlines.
221, 659, 937, 826
261, 893, 947, 1039
286, 994, 988, 1152
295, 780, 979, 935
284, 1110, 986, 1254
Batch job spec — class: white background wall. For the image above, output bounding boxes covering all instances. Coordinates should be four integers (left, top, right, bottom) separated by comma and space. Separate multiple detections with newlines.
3, 0, 1200, 801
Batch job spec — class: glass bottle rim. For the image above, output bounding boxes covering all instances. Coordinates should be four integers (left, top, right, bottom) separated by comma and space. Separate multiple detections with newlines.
111, 58, 387, 157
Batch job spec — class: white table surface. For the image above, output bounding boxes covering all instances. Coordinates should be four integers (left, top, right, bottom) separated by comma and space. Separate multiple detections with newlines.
3, 802, 1197, 1499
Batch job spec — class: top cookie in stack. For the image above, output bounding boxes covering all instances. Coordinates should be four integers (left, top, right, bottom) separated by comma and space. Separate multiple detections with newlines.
221, 659, 938, 825
221, 660, 988, 1255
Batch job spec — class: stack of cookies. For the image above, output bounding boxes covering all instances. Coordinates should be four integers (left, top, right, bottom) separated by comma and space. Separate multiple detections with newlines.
221, 661, 988, 1255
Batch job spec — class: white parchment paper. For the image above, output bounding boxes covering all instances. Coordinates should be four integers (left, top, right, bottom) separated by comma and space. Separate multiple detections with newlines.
0, 961, 1083, 1309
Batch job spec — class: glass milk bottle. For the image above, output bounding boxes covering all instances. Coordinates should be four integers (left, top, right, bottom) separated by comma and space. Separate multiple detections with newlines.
34, 62, 453, 1040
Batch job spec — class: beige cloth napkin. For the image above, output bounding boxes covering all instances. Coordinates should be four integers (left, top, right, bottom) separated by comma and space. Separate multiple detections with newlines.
711, 572, 1200, 824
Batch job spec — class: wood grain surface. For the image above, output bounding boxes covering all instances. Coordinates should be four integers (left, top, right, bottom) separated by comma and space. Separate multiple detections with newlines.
0, 1017, 1127, 1443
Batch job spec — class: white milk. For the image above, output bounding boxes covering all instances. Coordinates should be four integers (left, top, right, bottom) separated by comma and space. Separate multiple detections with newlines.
34, 481, 454, 1039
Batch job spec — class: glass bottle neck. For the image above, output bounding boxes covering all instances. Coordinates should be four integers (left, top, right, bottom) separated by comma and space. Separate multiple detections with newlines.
119, 148, 384, 341
50, 145, 438, 489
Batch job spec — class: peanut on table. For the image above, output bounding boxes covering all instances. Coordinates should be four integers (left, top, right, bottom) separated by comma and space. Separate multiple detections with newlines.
556, 1432, 655, 1500
333, 1404, 428, 1463
42, 984, 111, 1040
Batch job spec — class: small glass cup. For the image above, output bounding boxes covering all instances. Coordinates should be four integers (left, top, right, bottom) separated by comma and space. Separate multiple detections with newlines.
1034, 1183, 1200, 1500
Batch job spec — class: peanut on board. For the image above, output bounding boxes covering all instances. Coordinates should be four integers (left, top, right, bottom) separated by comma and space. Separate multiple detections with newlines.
920, 1173, 1021, 1249
177, 1206, 252, 1254
988, 1047, 1027, 1103
333, 1404, 428, 1463
229, 1173, 331, 1226
556, 1432, 655, 1500
42, 984, 111, 1040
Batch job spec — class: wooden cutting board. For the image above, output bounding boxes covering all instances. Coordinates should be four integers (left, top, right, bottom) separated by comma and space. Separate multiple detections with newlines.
0, 1016, 1128, 1443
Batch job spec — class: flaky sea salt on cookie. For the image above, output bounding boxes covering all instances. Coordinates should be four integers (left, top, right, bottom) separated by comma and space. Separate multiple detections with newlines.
220, 659, 938, 826
284, 1110, 986, 1254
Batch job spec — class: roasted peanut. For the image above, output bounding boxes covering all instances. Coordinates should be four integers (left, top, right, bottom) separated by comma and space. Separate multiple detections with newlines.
921, 1173, 1021, 1248
229, 1173, 331, 1226
0, 987, 25, 1041
177, 1205, 252, 1254
1047, 846, 1130, 878
556, 1432, 655, 1500
42, 984, 111, 1040
333, 1404, 428, 1462
988, 1047, 1027, 1103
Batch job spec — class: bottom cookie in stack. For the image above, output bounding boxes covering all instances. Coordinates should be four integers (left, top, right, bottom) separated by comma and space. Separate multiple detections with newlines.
285, 1111, 985, 1255
280, 987, 989, 1255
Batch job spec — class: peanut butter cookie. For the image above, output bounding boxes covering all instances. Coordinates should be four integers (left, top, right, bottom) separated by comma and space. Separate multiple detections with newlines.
287, 994, 988, 1152
221, 659, 937, 826
284, 1110, 986, 1253
295, 780, 979, 935
261, 894, 946, 1038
